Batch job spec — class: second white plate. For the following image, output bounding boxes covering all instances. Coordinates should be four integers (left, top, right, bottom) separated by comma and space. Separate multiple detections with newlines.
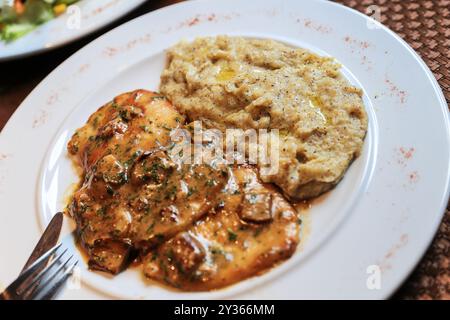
0, 0, 146, 61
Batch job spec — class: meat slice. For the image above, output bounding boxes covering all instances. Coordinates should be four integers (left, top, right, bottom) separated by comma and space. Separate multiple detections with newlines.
67, 90, 186, 273
142, 166, 300, 291
130, 160, 228, 249
88, 239, 133, 274
67, 90, 301, 289
67, 89, 182, 172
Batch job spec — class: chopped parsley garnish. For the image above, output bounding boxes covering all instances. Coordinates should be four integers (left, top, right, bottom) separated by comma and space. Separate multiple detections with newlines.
96, 207, 106, 217
106, 185, 114, 196
146, 221, 156, 234
248, 194, 258, 204
210, 247, 225, 255
227, 228, 238, 241
125, 150, 142, 167
187, 186, 197, 197
151, 95, 166, 100
165, 185, 178, 200
253, 226, 264, 237
155, 233, 165, 243
140, 125, 152, 133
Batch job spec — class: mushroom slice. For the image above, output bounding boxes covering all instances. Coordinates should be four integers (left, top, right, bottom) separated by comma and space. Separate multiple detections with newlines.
95, 154, 127, 185
143, 232, 205, 281
88, 239, 133, 274
98, 117, 128, 138
239, 192, 273, 223
169, 232, 206, 274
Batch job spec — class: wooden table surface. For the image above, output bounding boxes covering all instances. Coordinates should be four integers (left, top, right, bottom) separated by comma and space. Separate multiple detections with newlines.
0, 0, 448, 300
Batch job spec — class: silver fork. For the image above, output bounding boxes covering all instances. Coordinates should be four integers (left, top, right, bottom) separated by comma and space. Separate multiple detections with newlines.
1, 243, 78, 300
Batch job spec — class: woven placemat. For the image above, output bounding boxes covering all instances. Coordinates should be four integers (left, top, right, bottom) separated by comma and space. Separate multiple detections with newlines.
335, 0, 449, 300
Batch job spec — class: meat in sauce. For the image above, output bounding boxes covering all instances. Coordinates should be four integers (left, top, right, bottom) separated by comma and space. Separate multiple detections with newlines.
67, 89, 301, 291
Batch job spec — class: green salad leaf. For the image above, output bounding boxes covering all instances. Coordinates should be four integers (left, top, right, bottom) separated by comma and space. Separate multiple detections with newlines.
56, 0, 79, 4
21, 0, 55, 25
0, 4, 19, 24
0, 0, 78, 42
1, 22, 36, 42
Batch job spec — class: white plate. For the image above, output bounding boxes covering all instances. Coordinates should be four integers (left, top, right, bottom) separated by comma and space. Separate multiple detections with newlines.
0, 0, 449, 299
0, 0, 146, 61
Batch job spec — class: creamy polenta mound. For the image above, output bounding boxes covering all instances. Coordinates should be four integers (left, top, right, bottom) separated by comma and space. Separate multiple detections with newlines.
160, 36, 368, 200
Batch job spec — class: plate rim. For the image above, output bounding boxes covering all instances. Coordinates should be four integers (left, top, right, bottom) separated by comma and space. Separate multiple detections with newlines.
331, 0, 450, 299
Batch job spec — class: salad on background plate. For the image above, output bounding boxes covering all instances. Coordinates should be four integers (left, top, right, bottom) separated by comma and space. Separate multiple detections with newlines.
0, 0, 79, 42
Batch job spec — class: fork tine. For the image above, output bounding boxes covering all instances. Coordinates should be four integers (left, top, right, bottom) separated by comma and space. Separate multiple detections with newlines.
34, 260, 78, 300
27, 254, 74, 300
19, 248, 68, 297
4, 243, 62, 293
